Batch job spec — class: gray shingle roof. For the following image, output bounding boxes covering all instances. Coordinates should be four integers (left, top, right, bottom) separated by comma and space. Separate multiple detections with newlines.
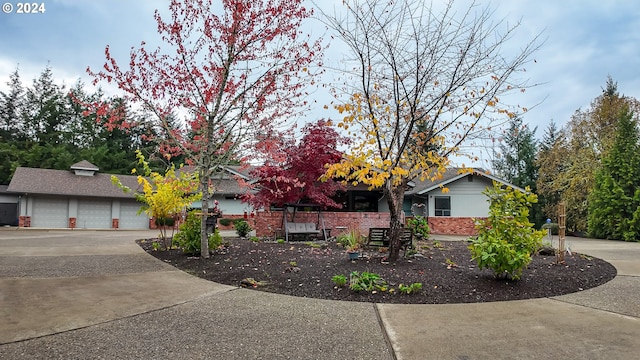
7, 167, 142, 199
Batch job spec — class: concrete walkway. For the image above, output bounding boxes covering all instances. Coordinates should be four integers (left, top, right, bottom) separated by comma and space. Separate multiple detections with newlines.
0, 229, 638, 359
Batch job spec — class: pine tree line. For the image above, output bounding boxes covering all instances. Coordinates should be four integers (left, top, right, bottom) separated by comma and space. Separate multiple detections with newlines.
494, 76, 640, 241
0, 66, 165, 184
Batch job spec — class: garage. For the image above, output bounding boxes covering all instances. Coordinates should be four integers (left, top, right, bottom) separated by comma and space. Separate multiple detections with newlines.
119, 201, 149, 229
77, 199, 112, 229
32, 198, 68, 228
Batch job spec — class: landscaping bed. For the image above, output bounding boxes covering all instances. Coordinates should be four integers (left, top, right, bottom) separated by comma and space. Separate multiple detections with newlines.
138, 237, 617, 304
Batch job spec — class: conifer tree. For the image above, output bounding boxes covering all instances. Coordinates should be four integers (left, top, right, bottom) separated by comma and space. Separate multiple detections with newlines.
588, 106, 640, 241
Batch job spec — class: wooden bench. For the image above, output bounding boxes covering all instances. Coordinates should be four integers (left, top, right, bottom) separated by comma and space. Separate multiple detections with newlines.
365, 228, 414, 256
285, 222, 321, 241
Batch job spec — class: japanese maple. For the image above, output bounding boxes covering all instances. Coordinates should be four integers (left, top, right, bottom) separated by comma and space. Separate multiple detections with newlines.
244, 119, 349, 209
88, 0, 324, 257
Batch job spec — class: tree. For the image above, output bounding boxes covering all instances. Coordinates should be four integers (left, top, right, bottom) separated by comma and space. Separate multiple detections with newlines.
0, 67, 24, 184
244, 120, 349, 209
542, 77, 640, 232
321, 0, 541, 261
493, 117, 538, 191
0, 67, 24, 142
535, 120, 564, 221
493, 116, 541, 226
89, 0, 323, 258
588, 106, 640, 241
112, 150, 201, 249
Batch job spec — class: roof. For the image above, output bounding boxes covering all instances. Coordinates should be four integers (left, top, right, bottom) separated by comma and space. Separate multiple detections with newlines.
6, 167, 142, 199
408, 168, 524, 195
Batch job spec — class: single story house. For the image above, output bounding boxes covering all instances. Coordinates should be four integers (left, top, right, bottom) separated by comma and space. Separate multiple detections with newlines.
6, 161, 521, 235
6, 161, 150, 229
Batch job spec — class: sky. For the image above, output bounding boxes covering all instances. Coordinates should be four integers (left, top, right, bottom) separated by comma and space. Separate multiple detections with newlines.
1, 0, 640, 165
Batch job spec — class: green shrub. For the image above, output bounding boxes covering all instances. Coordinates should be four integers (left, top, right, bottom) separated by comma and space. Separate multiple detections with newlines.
219, 218, 233, 226
332, 274, 347, 287
173, 211, 221, 255
155, 217, 176, 227
349, 271, 387, 292
235, 220, 252, 237
407, 216, 430, 238
468, 182, 545, 280
398, 282, 422, 294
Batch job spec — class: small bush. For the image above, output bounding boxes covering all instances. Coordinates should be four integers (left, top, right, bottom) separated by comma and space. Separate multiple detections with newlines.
235, 220, 252, 237
332, 274, 347, 287
173, 211, 221, 255
407, 216, 430, 238
399, 282, 422, 294
349, 271, 387, 292
219, 218, 233, 226
468, 182, 545, 280
155, 217, 176, 227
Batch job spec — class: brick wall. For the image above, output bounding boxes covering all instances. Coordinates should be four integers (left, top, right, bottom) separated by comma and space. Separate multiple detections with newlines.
428, 217, 480, 236
253, 211, 391, 238
19, 216, 31, 227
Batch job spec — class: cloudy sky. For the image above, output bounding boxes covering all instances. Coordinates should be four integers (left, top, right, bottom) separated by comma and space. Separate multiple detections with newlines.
1, 0, 639, 153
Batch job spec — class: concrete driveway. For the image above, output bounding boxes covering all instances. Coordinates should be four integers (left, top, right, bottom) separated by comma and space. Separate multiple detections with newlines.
0, 229, 638, 359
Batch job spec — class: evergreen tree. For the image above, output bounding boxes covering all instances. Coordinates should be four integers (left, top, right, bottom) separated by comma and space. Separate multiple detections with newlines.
536, 120, 564, 222
588, 106, 640, 241
0, 67, 25, 184
493, 116, 542, 225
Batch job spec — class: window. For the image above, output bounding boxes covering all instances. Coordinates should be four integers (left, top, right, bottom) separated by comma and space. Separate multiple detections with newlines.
434, 196, 451, 216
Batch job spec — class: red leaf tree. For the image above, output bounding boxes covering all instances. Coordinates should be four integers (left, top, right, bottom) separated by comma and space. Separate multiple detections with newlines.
88, 0, 324, 257
243, 120, 349, 209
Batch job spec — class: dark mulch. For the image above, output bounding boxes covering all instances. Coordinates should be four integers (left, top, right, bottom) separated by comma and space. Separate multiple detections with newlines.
138, 237, 617, 304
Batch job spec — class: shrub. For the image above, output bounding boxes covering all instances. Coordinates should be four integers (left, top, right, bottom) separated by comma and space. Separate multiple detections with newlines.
399, 282, 422, 294
235, 220, 252, 237
407, 216, 430, 238
349, 271, 387, 292
218, 218, 233, 226
332, 274, 347, 287
468, 182, 545, 280
173, 211, 221, 255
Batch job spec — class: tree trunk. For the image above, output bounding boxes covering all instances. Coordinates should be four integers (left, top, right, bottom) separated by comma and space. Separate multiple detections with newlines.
200, 176, 210, 259
385, 179, 407, 262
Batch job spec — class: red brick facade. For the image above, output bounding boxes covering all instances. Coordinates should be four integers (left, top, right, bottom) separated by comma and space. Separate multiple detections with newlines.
19, 216, 31, 227
428, 217, 480, 236
253, 211, 391, 238
247, 211, 482, 237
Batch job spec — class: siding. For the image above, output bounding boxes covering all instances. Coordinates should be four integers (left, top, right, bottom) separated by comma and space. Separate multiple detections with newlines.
426, 175, 492, 218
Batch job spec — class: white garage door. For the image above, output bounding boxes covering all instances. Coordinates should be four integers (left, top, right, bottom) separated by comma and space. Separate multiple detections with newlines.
77, 199, 112, 229
119, 202, 149, 229
32, 197, 68, 228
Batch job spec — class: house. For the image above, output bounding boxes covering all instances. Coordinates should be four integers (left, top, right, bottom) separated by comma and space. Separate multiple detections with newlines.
6, 160, 520, 236
403, 168, 525, 235
6, 161, 150, 229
